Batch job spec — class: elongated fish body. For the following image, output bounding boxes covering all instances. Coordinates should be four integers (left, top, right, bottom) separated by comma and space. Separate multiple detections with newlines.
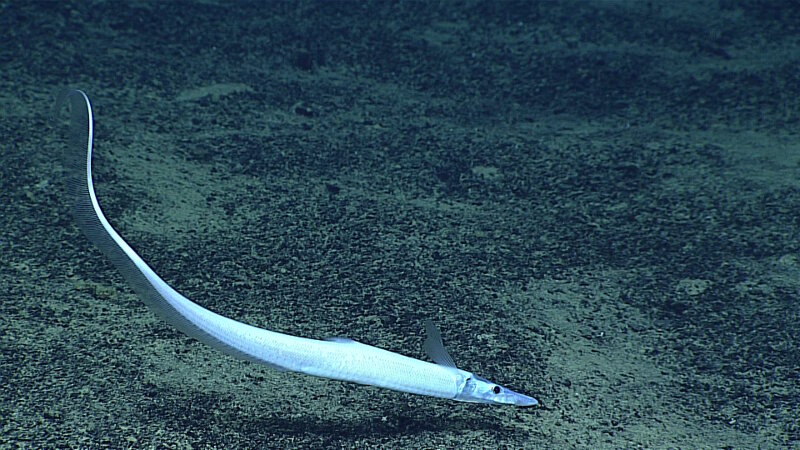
55, 89, 538, 407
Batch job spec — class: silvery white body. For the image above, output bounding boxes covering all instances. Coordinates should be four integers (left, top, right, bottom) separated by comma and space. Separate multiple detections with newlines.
55, 89, 537, 407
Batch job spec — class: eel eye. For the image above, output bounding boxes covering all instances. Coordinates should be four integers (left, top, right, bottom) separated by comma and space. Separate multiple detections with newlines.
492, 386, 501, 394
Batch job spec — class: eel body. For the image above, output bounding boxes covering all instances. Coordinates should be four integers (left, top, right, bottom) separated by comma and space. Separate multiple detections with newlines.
56, 89, 538, 407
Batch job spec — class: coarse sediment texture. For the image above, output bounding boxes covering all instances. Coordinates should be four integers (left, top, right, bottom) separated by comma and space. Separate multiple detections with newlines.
2, 1, 799, 448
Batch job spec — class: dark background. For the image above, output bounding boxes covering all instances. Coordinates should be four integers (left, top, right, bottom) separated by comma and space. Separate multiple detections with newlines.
1, 1, 798, 448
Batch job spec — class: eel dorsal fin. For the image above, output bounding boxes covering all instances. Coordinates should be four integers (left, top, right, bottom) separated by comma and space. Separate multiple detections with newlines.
423, 320, 458, 368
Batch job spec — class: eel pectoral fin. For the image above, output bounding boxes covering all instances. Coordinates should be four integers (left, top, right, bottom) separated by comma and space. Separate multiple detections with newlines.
423, 320, 458, 368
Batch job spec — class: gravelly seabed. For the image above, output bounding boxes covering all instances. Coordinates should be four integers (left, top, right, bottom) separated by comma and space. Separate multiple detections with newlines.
1, 1, 798, 448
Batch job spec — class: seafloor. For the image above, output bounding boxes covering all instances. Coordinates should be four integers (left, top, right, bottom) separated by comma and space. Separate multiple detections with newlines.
1, 1, 798, 448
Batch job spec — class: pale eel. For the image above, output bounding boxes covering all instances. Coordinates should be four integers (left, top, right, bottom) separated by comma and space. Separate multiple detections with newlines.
55, 89, 538, 407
